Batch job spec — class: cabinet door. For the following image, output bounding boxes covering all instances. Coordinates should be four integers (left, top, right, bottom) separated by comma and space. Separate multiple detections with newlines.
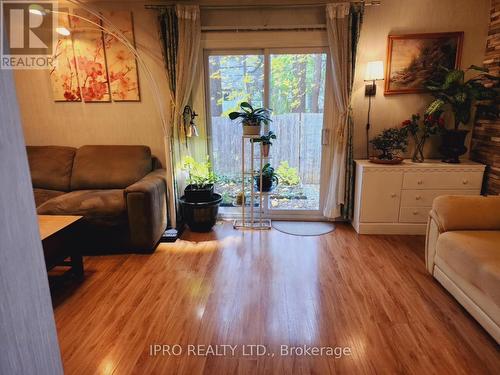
360, 171, 403, 222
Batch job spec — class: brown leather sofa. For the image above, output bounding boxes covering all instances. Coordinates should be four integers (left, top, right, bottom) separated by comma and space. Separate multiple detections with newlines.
27, 145, 167, 253
426, 195, 500, 343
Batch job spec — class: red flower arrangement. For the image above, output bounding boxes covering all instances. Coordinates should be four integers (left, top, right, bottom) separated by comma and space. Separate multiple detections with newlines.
401, 111, 444, 162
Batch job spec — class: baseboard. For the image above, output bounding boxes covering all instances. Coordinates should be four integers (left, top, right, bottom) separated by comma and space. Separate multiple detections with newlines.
353, 222, 426, 235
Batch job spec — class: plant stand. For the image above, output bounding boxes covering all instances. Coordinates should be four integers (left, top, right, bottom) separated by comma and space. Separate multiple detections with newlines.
233, 135, 271, 230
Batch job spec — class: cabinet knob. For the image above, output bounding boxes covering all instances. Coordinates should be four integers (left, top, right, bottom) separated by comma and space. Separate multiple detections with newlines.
413, 211, 419, 215
390, 193, 397, 198
415, 195, 422, 200
417, 180, 423, 185
462, 180, 468, 185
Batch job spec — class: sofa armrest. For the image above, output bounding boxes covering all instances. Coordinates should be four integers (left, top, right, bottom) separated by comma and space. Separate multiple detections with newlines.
431, 195, 500, 233
125, 169, 167, 252
425, 215, 441, 274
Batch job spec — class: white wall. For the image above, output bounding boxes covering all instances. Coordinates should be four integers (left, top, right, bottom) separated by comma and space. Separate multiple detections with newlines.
351, 0, 490, 158
14, 2, 171, 165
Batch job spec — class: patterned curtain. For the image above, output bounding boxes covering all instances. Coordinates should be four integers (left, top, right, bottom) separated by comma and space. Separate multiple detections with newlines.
158, 8, 178, 100
157, 5, 201, 225
342, 5, 363, 220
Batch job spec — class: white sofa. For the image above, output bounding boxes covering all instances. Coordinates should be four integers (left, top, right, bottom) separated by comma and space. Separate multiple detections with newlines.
426, 195, 500, 343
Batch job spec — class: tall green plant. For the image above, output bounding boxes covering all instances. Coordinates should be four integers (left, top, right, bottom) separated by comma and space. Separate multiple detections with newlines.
425, 65, 499, 130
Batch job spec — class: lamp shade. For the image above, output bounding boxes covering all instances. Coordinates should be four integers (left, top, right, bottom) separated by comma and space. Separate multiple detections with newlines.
364, 60, 384, 81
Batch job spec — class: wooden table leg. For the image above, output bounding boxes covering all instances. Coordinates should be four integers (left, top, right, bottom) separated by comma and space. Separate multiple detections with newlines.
71, 254, 84, 281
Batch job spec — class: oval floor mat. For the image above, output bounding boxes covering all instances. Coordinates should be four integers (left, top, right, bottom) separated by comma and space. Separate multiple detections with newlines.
271, 221, 335, 236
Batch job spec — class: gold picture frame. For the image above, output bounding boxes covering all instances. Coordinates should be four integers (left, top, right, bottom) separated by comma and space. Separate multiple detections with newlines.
384, 32, 463, 95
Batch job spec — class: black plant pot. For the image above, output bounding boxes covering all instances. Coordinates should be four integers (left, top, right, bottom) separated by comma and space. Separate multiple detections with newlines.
439, 129, 468, 163
255, 176, 278, 192
179, 193, 222, 232
184, 184, 214, 203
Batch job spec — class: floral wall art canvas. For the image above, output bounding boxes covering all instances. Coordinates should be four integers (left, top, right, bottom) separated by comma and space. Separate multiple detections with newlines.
50, 10, 81, 101
384, 32, 463, 95
102, 11, 140, 101
70, 9, 111, 102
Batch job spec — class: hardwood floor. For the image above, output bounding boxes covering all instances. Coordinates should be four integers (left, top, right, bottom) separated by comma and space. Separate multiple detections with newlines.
52, 222, 499, 374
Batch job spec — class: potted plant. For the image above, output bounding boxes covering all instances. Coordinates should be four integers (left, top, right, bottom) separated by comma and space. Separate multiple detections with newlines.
401, 112, 444, 162
251, 131, 276, 157
370, 127, 408, 164
425, 65, 498, 163
254, 163, 279, 192
181, 156, 217, 202
179, 156, 222, 232
229, 102, 272, 136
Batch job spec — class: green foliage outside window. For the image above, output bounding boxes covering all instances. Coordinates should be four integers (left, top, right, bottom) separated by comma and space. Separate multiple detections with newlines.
276, 161, 300, 186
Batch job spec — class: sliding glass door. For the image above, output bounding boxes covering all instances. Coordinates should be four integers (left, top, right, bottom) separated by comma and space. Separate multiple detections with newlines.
268, 52, 327, 213
206, 49, 328, 219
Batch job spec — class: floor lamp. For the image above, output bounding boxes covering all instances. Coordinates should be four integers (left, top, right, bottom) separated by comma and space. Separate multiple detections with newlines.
364, 61, 384, 159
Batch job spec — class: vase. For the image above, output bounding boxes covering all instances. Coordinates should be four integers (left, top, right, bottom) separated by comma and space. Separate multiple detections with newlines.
411, 135, 426, 163
439, 129, 468, 163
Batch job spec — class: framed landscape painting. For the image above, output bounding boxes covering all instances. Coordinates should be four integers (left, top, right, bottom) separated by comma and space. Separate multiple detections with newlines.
384, 32, 463, 95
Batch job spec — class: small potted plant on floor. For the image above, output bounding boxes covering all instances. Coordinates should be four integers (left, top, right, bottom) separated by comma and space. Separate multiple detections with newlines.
425, 65, 498, 163
255, 163, 279, 192
370, 127, 408, 164
229, 102, 272, 136
179, 156, 222, 232
181, 156, 216, 202
251, 131, 276, 157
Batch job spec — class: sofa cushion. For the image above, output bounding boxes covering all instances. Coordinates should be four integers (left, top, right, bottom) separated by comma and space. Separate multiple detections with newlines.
33, 188, 66, 207
435, 231, 500, 307
37, 189, 126, 221
27, 146, 76, 191
71, 145, 152, 190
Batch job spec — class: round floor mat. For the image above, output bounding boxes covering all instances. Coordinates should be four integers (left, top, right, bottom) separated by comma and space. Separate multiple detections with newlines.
271, 221, 335, 236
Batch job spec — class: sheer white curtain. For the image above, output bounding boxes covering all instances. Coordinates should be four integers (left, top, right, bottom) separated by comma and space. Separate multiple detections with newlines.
323, 3, 353, 219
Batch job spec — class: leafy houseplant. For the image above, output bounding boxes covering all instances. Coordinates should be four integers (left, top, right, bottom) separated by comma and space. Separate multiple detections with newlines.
254, 163, 279, 192
251, 131, 276, 157
425, 65, 499, 163
370, 128, 408, 163
179, 156, 222, 232
229, 102, 272, 136
401, 113, 444, 163
181, 156, 217, 202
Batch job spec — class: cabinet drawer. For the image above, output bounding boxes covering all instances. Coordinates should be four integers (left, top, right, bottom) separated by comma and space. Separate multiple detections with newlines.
402, 172, 483, 190
400, 189, 478, 207
399, 206, 431, 223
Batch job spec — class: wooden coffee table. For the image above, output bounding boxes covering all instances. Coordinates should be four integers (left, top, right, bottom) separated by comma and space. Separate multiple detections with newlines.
38, 215, 84, 281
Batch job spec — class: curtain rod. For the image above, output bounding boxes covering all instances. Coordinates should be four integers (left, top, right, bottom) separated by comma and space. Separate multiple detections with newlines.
201, 25, 327, 32
144, 1, 381, 10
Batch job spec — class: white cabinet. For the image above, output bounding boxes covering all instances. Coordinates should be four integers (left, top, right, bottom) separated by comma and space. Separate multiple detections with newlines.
352, 160, 485, 235
359, 171, 403, 222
